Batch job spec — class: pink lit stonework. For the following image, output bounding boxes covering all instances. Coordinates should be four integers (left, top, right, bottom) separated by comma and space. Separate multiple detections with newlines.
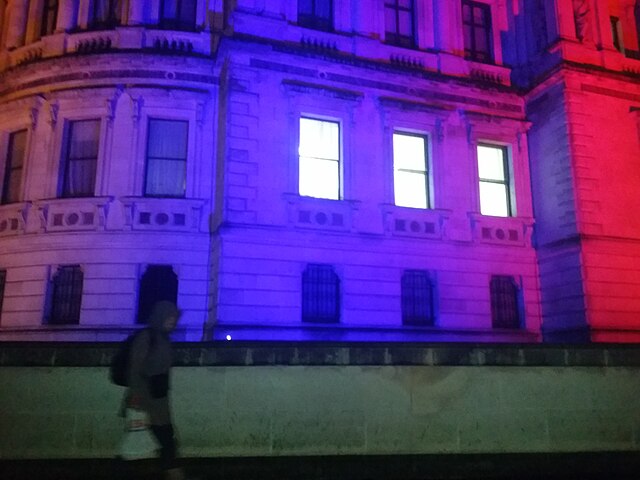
0, 0, 638, 343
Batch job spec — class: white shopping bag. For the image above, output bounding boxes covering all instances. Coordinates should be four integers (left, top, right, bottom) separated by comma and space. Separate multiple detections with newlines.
118, 407, 160, 461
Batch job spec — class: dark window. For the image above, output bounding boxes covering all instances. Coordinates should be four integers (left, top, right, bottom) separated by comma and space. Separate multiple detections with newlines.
385, 0, 414, 48
137, 265, 178, 323
89, 0, 121, 29
490, 275, 520, 329
159, 0, 197, 31
462, 0, 493, 62
50, 265, 83, 325
298, 0, 333, 31
40, 0, 59, 37
2, 130, 27, 205
145, 119, 188, 197
302, 264, 340, 323
401, 270, 434, 326
0, 270, 6, 324
60, 120, 100, 198
611, 16, 623, 52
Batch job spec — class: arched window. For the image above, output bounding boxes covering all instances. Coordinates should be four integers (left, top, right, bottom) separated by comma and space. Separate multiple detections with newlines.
49, 265, 84, 325
137, 265, 178, 323
490, 275, 521, 329
401, 270, 434, 326
302, 264, 340, 323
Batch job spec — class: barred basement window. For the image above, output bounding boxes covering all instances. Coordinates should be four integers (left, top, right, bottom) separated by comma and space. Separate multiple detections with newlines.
490, 275, 521, 329
298, 0, 333, 31
401, 270, 434, 326
50, 265, 83, 325
137, 265, 178, 323
302, 264, 340, 323
0, 269, 6, 324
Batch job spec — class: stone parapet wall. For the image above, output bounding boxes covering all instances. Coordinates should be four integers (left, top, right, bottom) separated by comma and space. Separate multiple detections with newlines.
1, 342, 640, 459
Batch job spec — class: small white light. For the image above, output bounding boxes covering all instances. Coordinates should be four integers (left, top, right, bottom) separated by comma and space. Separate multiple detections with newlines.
226, 335, 232, 341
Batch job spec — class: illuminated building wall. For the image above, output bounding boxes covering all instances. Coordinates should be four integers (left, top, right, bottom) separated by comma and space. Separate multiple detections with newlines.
0, 0, 638, 342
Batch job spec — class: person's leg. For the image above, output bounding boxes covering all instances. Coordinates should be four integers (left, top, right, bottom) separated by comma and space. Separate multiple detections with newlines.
149, 424, 181, 477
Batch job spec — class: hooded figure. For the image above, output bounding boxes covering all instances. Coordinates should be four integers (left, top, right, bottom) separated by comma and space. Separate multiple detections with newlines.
125, 300, 182, 478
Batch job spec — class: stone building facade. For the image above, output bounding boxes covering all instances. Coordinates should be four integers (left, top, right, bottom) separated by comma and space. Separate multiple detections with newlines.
0, 0, 637, 342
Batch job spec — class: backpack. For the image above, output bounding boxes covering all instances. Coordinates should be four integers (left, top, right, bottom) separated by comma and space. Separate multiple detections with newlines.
110, 329, 148, 387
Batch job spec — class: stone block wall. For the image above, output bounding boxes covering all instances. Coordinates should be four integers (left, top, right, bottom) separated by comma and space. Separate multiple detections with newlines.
1, 343, 640, 459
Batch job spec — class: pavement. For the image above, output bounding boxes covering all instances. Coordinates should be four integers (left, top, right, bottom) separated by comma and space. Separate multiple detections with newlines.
2, 452, 640, 480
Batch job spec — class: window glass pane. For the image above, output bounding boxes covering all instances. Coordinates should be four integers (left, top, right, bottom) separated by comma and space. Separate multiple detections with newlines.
145, 159, 186, 196
10, 130, 27, 169
148, 120, 188, 159
316, 0, 331, 19
477, 145, 505, 181
299, 118, 339, 160
299, 157, 339, 199
161, 0, 177, 20
395, 171, 427, 209
475, 28, 488, 53
69, 120, 100, 159
479, 182, 509, 217
299, 0, 312, 15
385, 7, 397, 32
393, 133, 426, 171
399, 0, 412, 8
65, 159, 97, 197
398, 11, 412, 36
473, 6, 485, 24
179, 0, 197, 24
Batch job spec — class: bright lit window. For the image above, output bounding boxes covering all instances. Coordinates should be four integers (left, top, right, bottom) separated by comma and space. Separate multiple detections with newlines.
393, 132, 429, 209
478, 144, 512, 217
298, 117, 340, 200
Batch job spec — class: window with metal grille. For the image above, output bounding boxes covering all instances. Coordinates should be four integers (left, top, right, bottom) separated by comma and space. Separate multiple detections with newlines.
159, 0, 197, 31
40, 0, 59, 37
393, 132, 430, 209
2, 130, 27, 205
401, 270, 434, 326
298, 0, 333, 31
477, 144, 512, 217
385, 0, 415, 48
462, 0, 493, 62
145, 119, 188, 197
490, 275, 521, 329
50, 265, 83, 325
137, 265, 178, 323
299, 117, 341, 200
60, 120, 100, 198
89, 0, 121, 29
302, 264, 340, 323
0, 269, 6, 325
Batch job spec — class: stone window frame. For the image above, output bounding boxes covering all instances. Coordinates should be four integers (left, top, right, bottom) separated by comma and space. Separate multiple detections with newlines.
391, 129, 432, 210
384, 0, 416, 48
58, 118, 102, 199
476, 142, 513, 218
143, 117, 189, 198
1, 128, 29, 205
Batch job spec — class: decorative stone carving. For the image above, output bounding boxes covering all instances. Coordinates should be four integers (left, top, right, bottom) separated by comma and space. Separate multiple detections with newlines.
572, 0, 593, 43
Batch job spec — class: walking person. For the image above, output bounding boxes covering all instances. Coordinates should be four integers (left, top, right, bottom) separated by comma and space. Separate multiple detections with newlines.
125, 300, 184, 480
